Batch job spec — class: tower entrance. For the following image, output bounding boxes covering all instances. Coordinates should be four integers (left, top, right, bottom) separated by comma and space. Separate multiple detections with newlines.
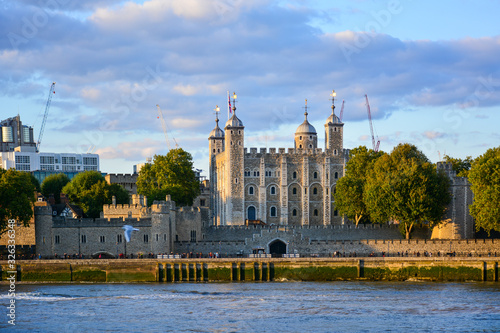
247, 206, 256, 220
269, 239, 287, 257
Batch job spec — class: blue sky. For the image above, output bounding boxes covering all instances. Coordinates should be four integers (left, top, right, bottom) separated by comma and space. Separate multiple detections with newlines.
1, 0, 499, 175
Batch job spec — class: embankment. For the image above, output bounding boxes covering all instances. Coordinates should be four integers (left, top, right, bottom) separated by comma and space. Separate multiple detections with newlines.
1, 258, 499, 283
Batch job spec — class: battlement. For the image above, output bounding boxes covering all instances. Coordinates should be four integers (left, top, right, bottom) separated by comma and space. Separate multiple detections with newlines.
51, 216, 153, 228
179, 206, 201, 213
243, 147, 331, 157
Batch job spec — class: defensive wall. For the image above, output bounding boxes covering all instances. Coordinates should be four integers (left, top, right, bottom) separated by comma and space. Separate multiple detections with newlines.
1, 257, 498, 283
176, 236, 499, 257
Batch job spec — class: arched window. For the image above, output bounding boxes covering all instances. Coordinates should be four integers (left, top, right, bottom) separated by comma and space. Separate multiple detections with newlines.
270, 206, 277, 217
213, 149, 216, 153
309, 144, 312, 148
292, 209, 297, 216
299, 144, 302, 149
313, 187, 317, 195
313, 171, 318, 179
334, 149, 337, 155
293, 171, 297, 179
334, 127, 337, 132
270, 186, 276, 195
292, 187, 297, 195
249, 186, 254, 195
334, 172, 338, 179
313, 209, 318, 216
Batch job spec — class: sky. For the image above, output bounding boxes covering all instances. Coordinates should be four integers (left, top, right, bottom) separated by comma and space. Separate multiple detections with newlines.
1, 0, 499, 176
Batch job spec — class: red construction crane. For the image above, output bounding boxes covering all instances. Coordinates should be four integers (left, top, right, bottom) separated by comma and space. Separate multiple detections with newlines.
365, 94, 380, 152
36, 82, 56, 152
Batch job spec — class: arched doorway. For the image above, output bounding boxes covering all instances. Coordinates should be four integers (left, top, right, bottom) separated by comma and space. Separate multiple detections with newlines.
269, 239, 287, 257
247, 206, 256, 220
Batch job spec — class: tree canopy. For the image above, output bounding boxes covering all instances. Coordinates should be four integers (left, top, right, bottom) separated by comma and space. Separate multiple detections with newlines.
62, 171, 129, 218
443, 154, 473, 177
468, 146, 500, 235
0, 169, 37, 234
334, 146, 384, 226
137, 148, 200, 206
41, 173, 71, 204
364, 143, 451, 239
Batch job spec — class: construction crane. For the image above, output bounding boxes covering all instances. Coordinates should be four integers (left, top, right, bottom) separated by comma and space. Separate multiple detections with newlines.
156, 104, 178, 151
36, 82, 56, 152
365, 94, 380, 152
339, 99, 345, 121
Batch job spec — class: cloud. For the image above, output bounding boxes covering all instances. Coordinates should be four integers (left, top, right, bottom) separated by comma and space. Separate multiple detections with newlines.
423, 131, 446, 140
95, 138, 164, 160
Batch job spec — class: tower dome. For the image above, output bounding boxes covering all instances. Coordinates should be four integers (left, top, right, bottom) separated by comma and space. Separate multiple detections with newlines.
209, 118, 224, 138
225, 112, 244, 128
294, 99, 317, 149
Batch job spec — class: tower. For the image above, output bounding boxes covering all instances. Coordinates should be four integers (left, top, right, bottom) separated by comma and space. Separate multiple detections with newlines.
325, 90, 343, 156
224, 93, 245, 225
208, 106, 224, 226
294, 99, 317, 149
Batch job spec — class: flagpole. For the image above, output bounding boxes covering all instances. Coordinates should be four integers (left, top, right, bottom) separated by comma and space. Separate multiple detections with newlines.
227, 90, 230, 120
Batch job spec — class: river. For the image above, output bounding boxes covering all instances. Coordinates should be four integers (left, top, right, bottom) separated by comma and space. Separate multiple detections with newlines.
1, 281, 499, 332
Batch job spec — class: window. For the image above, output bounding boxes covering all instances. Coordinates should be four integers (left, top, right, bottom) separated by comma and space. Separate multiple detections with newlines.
164, 234, 167, 241
334, 172, 338, 179
156, 234, 159, 242
40, 156, 54, 164
293, 171, 297, 179
213, 149, 216, 153
200, 199, 206, 206
144, 234, 149, 243
83, 157, 97, 165
81, 235, 87, 243
270, 186, 276, 195
299, 136, 302, 140
309, 144, 312, 148
326, 188, 329, 195
249, 186, 254, 195
55, 235, 60, 244
217, 149, 220, 153
190, 230, 196, 242
292, 209, 297, 216
313, 188, 318, 195
334, 210, 338, 216
305, 188, 307, 195
313, 172, 318, 179
270, 207, 277, 217
334, 149, 338, 155
117, 234, 122, 243
15, 155, 30, 164
334, 127, 337, 132
309, 135, 312, 140
299, 144, 302, 148
314, 209, 318, 216
100, 236, 105, 243
235, 178, 238, 184
292, 187, 297, 195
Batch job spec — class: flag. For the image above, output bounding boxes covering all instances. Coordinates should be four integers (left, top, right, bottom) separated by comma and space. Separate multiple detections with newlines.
228, 90, 232, 116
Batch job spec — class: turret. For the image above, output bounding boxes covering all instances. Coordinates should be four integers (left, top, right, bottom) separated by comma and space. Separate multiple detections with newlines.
325, 89, 343, 156
224, 92, 245, 225
294, 99, 317, 149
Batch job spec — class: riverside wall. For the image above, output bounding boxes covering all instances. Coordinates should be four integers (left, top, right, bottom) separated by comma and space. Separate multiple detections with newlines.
1, 258, 498, 283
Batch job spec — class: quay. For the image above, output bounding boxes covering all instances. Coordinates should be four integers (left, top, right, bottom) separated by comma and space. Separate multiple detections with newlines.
1, 257, 498, 283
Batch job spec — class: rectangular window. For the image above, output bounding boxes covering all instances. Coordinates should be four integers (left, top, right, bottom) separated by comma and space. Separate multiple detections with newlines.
15, 155, 30, 164
40, 156, 55, 164
81, 235, 86, 243
100, 236, 105, 243
190, 230, 196, 242
117, 234, 122, 243
62, 156, 76, 165
55, 235, 60, 244
164, 234, 167, 241
144, 234, 149, 243
83, 157, 98, 165
156, 234, 159, 242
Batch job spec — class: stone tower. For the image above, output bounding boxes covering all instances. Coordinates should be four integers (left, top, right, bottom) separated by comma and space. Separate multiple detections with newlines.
224, 97, 245, 225
294, 99, 318, 149
208, 110, 224, 225
325, 93, 344, 156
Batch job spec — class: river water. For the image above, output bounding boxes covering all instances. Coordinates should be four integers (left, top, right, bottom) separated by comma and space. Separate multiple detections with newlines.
1, 281, 499, 332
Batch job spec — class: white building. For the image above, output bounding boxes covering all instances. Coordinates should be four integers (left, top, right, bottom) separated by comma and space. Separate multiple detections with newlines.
0, 151, 99, 173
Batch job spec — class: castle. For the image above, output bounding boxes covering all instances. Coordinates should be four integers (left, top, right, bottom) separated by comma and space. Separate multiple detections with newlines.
0, 92, 480, 258
209, 94, 347, 226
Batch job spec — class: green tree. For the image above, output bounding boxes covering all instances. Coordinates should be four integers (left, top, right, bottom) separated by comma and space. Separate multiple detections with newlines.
364, 143, 451, 239
41, 173, 71, 203
62, 171, 129, 218
137, 148, 200, 206
334, 146, 384, 226
468, 147, 500, 235
443, 154, 473, 177
0, 169, 37, 234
